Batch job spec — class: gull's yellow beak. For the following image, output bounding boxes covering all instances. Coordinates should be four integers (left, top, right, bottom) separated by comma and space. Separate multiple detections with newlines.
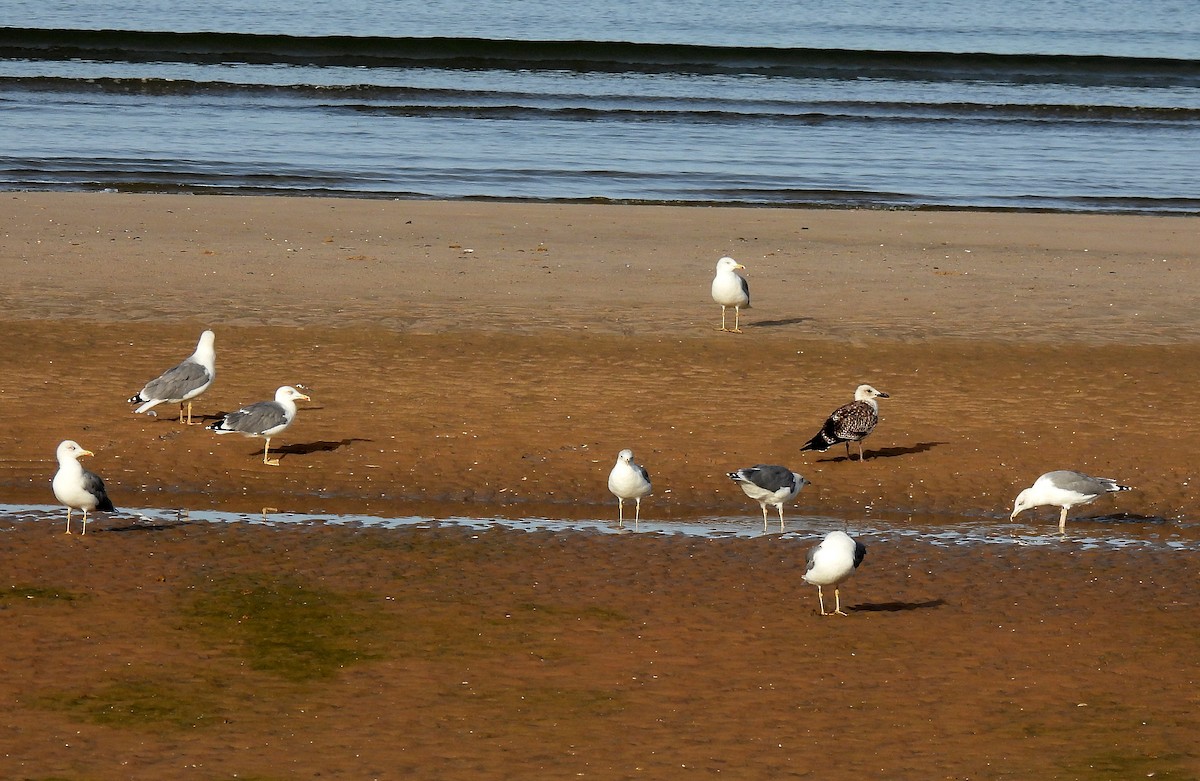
79, 449, 95, 458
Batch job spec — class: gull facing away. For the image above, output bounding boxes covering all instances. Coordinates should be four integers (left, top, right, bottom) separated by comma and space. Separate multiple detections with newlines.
128, 329, 216, 424
727, 465, 809, 532
711, 256, 750, 333
1010, 470, 1133, 534
801, 384, 890, 462
803, 530, 866, 616
608, 448, 652, 527
209, 385, 311, 466
52, 440, 116, 535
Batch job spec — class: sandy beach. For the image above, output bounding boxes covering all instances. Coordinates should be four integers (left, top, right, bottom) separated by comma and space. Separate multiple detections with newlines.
1, 192, 1198, 779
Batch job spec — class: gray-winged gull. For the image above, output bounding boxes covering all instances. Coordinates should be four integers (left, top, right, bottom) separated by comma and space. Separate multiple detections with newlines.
1010, 470, 1133, 534
711, 256, 750, 333
801, 384, 890, 462
52, 439, 116, 535
128, 329, 216, 424
209, 385, 311, 466
803, 530, 866, 616
727, 464, 808, 531
608, 448, 652, 527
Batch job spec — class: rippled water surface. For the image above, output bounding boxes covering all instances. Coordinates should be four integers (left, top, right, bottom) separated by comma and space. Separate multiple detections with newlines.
3, 504, 1194, 552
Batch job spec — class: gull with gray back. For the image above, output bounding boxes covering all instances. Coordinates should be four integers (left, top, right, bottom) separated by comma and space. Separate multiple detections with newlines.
52, 439, 116, 535
1010, 470, 1132, 534
608, 448, 652, 527
711, 256, 750, 333
128, 329, 216, 424
727, 464, 808, 531
209, 385, 311, 466
803, 530, 866, 616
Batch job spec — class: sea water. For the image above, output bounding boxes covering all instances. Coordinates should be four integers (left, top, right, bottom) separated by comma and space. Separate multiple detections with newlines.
2, 0, 1198, 212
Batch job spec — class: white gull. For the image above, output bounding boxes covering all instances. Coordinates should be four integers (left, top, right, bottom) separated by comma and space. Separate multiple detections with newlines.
52, 439, 116, 535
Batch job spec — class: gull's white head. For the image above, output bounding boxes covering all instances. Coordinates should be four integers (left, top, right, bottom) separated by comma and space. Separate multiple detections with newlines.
56, 439, 94, 462
617, 448, 635, 464
193, 329, 217, 364
275, 386, 312, 403
1010, 487, 1036, 519
854, 384, 889, 401
716, 256, 745, 273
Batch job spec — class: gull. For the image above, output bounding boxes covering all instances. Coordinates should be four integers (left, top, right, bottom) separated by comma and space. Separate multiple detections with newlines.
727, 464, 808, 531
209, 385, 311, 466
52, 440, 116, 535
1010, 470, 1133, 534
128, 329, 216, 424
803, 530, 866, 616
711, 256, 750, 333
608, 448, 652, 527
801, 384, 890, 462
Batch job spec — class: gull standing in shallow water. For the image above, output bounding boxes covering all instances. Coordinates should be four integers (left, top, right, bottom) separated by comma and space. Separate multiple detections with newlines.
128, 329, 216, 424
52, 440, 116, 535
1010, 470, 1133, 534
209, 385, 310, 466
801, 384, 890, 462
803, 530, 866, 616
711, 256, 750, 333
727, 465, 808, 532
608, 449, 652, 527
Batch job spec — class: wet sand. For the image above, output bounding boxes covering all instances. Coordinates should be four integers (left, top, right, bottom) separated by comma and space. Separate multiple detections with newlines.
0, 192, 1197, 778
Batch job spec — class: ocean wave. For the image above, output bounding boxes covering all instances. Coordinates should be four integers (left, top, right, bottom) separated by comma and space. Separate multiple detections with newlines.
3, 75, 1196, 126
3, 27, 1199, 86
4, 156, 1198, 215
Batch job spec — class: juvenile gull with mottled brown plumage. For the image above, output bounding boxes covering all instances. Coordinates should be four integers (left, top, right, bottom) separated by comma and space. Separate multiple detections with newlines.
801, 384, 889, 462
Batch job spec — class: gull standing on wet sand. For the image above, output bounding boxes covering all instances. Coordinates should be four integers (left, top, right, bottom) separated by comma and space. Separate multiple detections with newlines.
128, 329, 216, 424
1010, 470, 1132, 534
801, 384, 890, 462
711, 256, 750, 333
52, 440, 116, 535
608, 448, 652, 527
727, 464, 808, 531
209, 385, 311, 466
803, 530, 866, 616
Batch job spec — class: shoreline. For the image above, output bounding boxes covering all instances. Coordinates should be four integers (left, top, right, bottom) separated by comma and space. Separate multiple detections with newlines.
8, 187, 1200, 218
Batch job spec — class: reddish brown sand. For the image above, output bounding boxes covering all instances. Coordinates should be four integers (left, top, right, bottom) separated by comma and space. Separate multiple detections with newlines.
0, 193, 1197, 779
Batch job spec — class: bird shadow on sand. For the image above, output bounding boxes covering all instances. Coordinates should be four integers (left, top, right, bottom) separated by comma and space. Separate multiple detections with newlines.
748, 316, 813, 328
272, 438, 373, 458
813, 441, 947, 463
852, 599, 947, 613
141, 412, 223, 426
103, 510, 197, 534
